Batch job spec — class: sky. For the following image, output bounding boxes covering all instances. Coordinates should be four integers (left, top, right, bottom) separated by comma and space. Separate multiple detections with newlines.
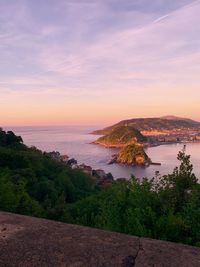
0, 0, 200, 126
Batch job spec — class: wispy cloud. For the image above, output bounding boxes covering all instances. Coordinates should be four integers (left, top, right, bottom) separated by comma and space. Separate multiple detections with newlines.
0, 0, 200, 124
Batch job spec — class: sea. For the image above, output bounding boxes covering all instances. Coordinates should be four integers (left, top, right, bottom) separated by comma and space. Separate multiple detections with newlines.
4, 125, 200, 179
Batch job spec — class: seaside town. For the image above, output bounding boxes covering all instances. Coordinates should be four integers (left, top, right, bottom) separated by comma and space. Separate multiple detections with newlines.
47, 151, 119, 187
144, 130, 200, 147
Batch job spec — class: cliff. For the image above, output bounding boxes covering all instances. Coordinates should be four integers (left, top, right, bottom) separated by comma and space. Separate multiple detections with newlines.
0, 212, 200, 267
115, 144, 150, 166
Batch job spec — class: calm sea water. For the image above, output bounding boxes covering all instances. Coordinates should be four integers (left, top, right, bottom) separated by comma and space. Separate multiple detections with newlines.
5, 126, 200, 179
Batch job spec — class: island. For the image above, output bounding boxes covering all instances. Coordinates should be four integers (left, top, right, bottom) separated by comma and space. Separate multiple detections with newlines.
110, 143, 150, 166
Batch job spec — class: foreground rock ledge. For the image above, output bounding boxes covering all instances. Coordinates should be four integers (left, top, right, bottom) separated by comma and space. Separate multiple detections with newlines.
0, 212, 200, 267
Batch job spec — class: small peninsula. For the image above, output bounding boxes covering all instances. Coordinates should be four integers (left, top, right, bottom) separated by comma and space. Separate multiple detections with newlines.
93, 125, 147, 148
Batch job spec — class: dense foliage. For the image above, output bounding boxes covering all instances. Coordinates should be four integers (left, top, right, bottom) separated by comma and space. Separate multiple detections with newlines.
1, 129, 200, 247
67, 148, 200, 246
116, 143, 149, 165
0, 129, 23, 147
95, 126, 147, 146
0, 129, 97, 220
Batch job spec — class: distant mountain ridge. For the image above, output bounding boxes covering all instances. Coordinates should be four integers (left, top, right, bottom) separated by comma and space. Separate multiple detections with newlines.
92, 116, 200, 135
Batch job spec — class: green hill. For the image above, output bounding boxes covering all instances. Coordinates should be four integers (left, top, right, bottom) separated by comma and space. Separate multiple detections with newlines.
93, 126, 147, 147
115, 143, 150, 166
92, 116, 200, 135
0, 129, 96, 219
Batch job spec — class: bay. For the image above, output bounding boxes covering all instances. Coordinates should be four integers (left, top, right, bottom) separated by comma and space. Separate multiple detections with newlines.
5, 126, 200, 179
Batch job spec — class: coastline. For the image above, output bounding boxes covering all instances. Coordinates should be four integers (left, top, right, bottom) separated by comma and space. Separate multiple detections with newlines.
92, 138, 200, 149
91, 141, 128, 148
91, 139, 200, 168
144, 140, 200, 148
8, 126, 200, 179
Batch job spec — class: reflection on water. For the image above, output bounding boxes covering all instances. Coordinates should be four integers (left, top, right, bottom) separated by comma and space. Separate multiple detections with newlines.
5, 126, 200, 179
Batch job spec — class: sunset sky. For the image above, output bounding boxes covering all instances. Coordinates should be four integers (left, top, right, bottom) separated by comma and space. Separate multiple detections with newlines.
0, 0, 200, 126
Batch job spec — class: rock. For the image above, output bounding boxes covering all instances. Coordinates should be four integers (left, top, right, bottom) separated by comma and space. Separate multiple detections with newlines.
116, 144, 150, 167
121, 255, 135, 267
108, 154, 117, 164
0, 212, 200, 267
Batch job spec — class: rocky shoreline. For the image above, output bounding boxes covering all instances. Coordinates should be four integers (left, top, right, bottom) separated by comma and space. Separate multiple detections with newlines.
2, 211, 200, 267
91, 140, 128, 148
47, 151, 119, 187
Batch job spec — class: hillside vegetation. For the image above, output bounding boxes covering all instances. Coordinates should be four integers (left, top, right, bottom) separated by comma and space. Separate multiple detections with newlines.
93, 126, 147, 147
116, 144, 149, 165
1, 129, 200, 247
0, 129, 96, 220
68, 149, 200, 247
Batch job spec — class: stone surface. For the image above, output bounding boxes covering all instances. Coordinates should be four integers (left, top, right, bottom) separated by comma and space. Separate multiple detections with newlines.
0, 212, 200, 267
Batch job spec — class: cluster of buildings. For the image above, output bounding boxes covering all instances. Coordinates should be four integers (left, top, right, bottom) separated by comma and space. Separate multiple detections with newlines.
146, 131, 200, 146
47, 151, 114, 186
